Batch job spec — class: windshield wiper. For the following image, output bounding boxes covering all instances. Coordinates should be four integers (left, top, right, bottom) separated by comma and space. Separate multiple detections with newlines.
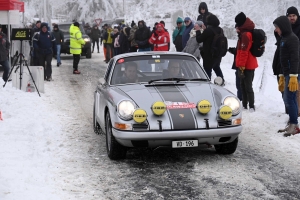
148, 78, 188, 84
185, 78, 208, 82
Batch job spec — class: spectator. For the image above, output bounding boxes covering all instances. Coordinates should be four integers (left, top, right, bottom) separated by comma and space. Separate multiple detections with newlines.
103, 25, 114, 63
274, 16, 300, 136
112, 28, 120, 56
33, 23, 56, 81
182, 17, 194, 49
128, 21, 139, 52
69, 22, 85, 74
182, 22, 202, 61
149, 23, 170, 51
84, 23, 92, 37
31, 20, 41, 66
235, 12, 258, 112
52, 24, 64, 67
172, 17, 185, 52
195, 15, 225, 81
90, 24, 101, 53
197, 2, 212, 27
0, 24, 10, 82
159, 20, 170, 50
134, 20, 152, 52
119, 26, 131, 54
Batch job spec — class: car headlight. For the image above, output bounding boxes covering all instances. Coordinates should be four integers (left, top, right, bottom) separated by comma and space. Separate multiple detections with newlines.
84, 38, 90, 42
223, 96, 240, 115
117, 100, 136, 120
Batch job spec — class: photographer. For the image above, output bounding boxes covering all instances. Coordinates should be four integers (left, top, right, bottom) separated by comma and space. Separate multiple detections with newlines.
0, 24, 10, 82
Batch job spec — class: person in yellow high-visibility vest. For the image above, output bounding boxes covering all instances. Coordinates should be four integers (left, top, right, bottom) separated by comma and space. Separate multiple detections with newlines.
70, 22, 85, 74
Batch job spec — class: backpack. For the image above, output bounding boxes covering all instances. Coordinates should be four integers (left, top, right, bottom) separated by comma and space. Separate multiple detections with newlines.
211, 28, 228, 58
250, 29, 266, 57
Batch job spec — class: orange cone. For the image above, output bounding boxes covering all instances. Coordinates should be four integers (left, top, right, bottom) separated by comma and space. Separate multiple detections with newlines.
0, 110, 3, 121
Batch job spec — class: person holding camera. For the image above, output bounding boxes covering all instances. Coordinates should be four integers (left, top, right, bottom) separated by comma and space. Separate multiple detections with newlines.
0, 24, 10, 82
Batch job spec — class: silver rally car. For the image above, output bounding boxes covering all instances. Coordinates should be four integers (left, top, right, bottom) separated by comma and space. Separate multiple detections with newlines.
93, 52, 242, 160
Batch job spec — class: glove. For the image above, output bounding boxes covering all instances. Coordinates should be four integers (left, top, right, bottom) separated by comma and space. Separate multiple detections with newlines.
288, 74, 298, 92
239, 66, 245, 71
278, 74, 285, 92
228, 47, 236, 54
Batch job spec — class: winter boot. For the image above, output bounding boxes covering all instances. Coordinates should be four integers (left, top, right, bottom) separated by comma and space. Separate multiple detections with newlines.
283, 124, 299, 137
278, 121, 290, 133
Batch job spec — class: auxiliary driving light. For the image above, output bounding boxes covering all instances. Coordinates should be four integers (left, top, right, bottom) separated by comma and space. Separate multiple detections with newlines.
133, 109, 147, 123
197, 100, 212, 114
219, 105, 233, 120
151, 101, 166, 116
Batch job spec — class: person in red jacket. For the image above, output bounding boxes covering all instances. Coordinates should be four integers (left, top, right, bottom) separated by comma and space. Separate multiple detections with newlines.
149, 23, 170, 51
235, 12, 258, 112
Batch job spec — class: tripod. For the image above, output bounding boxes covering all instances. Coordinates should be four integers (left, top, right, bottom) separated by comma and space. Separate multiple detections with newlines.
3, 41, 41, 97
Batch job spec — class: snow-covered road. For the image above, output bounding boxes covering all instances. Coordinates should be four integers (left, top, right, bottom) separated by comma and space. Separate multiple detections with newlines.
1, 43, 300, 199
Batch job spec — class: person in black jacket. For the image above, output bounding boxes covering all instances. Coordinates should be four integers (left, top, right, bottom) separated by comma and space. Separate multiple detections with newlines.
196, 2, 212, 27
134, 20, 151, 52
52, 24, 64, 67
274, 16, 300, 136
90, 25, 101, 53
195, 14, 224, 81
0, 25, 10, 82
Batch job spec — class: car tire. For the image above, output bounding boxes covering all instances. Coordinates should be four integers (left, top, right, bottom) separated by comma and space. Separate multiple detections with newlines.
93, 103, 102, 134
214, 137, 238, 155
86, 48, 92, 59
105, 112, 127, 159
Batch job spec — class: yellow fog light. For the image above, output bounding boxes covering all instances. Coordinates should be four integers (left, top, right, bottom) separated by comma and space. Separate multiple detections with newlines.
219, 105, 233, 120
151, 101, 166, 116
197, 100, 212, 114
133, 109, 147, 123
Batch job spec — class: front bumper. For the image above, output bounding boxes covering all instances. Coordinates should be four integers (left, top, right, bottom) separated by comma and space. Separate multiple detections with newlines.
112, 125, 242, 147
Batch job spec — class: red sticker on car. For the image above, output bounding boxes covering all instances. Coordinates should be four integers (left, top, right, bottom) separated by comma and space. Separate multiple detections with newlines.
165, 102, 196, 109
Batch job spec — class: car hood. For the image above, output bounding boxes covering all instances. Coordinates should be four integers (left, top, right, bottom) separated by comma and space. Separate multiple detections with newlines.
116, 83, 221, 130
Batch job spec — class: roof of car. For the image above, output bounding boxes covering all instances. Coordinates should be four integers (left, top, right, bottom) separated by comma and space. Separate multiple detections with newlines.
112, 51, 195, 60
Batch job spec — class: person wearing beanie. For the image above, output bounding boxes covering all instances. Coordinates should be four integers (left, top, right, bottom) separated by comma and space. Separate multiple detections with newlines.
234, 12, 258, 112
69, 22, 85, 74
182, 17, 194, 49
0, 24, 10, 82
197, 2, 212, 26
52, 24, 64, 67
149, 23, 170, 51
182, 21, 203, 61
128, 21, 139, 52
33, 22, 56, 81
285, 6, 300, 116
195, 14, 225, 83
172, 17, 186, 52
274, 16, 300, 136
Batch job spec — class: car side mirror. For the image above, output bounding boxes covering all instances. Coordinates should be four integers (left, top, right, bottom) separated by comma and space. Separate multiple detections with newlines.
98, 77, 106, 85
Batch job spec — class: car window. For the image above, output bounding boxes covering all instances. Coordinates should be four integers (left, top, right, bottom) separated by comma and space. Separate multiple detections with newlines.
58, 24, 85, 34
110, 55, 207, 85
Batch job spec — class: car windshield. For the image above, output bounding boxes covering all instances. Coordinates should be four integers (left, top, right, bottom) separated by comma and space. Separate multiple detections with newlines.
110, 55, 208, 85
58, 24, 85, 34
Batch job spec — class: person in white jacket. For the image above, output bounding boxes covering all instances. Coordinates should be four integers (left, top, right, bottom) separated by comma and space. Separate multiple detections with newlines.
182, 21, 203, 61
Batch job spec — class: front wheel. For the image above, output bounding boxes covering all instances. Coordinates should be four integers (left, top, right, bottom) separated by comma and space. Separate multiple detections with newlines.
105, 112, 127, 159
214, 137, 238, 155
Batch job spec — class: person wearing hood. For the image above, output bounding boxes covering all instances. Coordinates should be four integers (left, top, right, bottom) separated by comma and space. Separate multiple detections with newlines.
182, 21, 203, 61
119, 26, 131, 54
0, 24, 10, 82
134, 20, 152, 51
195, 14, 225, 81
149, 23, 170, 51
182, 17, 194, 49
172, 17, 186, 52
234, 12, 258, 112
197, 2, 212, 27
274, 16, 300, 136
69, 22, 85, 74
33, 23, 56, 81
52, 24, 64, 67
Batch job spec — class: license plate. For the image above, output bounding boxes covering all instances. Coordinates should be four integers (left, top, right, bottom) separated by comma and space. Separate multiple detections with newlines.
172, 140, 198, 148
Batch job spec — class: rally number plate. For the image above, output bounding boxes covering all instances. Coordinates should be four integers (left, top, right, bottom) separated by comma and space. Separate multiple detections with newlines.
172, 140, 198, 148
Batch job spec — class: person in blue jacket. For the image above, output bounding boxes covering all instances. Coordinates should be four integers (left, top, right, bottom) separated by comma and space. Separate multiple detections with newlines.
182, 17, 194, 49
172, 17, 186, 52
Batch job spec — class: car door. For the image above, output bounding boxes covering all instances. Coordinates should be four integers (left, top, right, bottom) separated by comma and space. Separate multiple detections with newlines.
97, 60, 114, 128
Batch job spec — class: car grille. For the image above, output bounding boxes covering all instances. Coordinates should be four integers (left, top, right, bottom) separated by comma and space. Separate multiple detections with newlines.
132, 124, 149, 131
218, 120, 232, 127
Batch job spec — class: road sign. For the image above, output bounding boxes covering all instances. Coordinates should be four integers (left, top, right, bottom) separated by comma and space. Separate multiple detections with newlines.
94, 18, 102, 26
